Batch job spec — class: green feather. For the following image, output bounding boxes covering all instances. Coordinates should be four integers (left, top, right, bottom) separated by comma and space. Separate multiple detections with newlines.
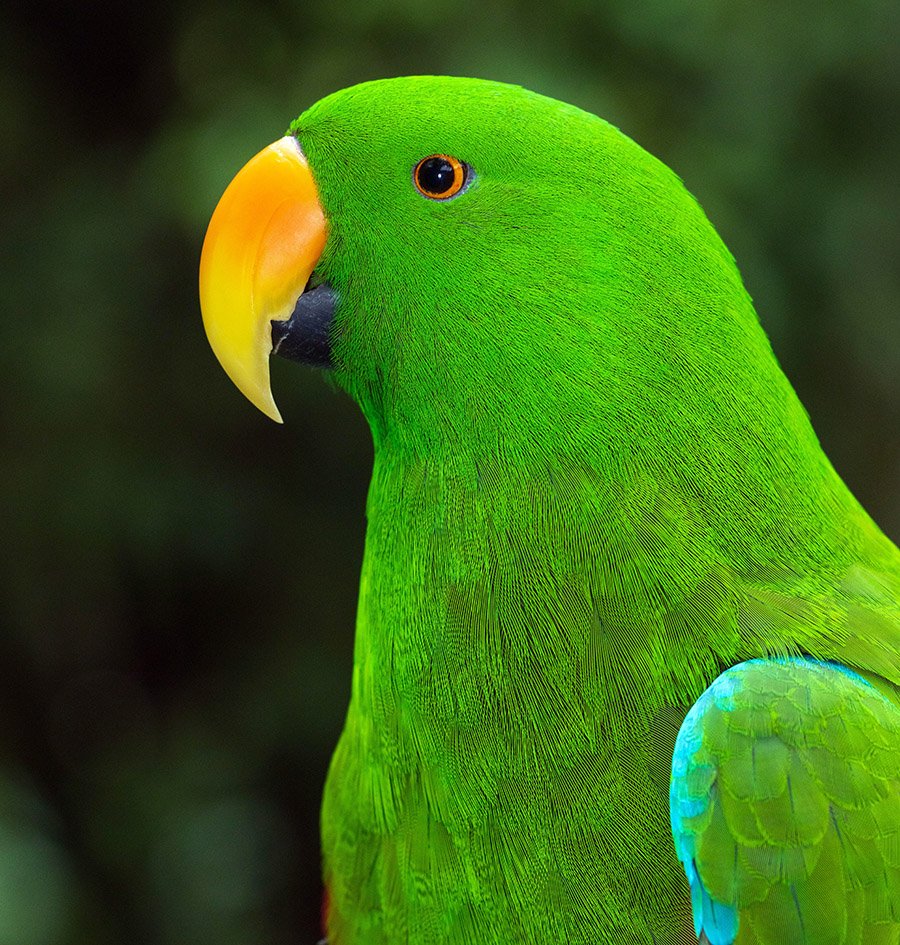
251, 76, 900, 942
673, 659, 900, 944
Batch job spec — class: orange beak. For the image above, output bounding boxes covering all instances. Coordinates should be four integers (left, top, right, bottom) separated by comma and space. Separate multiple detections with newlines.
199, 136, 327, 422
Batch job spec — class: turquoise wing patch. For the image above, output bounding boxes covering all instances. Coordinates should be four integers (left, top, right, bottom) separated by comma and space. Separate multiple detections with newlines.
670, 658, 900, 945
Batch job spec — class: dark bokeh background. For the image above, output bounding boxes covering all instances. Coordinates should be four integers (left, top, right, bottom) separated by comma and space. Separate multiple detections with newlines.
1, 1, 898, 942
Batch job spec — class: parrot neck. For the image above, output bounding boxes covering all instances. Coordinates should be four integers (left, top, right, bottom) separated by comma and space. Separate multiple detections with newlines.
331, 372, 899, 894
348, 413, 892, 751
342, 276, 898, 745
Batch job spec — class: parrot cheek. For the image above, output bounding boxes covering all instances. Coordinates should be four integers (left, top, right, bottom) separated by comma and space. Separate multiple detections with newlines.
271, 281, 337, 369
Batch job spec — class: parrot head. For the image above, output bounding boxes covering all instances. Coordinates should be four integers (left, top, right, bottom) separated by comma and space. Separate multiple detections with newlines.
200, 76, 813, 481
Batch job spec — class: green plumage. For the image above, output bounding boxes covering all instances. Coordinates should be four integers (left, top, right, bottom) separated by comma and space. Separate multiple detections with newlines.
279, 77, 900, 943
672, 659, 900, 944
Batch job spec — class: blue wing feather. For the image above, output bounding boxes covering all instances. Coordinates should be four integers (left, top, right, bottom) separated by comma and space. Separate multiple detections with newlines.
670, 658, 900, 945
671, 671, 741, 945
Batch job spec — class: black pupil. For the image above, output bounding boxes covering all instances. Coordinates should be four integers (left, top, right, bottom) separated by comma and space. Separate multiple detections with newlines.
418, 157, 457, 194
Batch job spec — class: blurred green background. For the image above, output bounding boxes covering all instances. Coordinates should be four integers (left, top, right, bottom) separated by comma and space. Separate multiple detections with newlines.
1, 1, 898, 942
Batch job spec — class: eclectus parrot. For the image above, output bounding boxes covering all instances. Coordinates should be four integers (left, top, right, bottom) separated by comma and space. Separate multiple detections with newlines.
198, 77, 900, 945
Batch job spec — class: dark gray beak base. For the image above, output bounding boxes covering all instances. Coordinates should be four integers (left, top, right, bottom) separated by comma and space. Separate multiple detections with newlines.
271, 282, 336, 368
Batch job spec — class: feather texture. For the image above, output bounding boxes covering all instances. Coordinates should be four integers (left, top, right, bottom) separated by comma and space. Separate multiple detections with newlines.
672, 658, 900, 944
265, 77, 900, 943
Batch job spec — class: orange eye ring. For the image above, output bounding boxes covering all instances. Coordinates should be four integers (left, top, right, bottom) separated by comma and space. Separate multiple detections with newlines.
413, 154, 469, 200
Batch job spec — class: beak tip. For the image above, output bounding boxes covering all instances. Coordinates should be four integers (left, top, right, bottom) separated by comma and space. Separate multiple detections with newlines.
243, 376, 285, 424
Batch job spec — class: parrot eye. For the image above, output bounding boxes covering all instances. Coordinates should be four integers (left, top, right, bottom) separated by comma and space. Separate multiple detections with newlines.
413, 154, 470, 200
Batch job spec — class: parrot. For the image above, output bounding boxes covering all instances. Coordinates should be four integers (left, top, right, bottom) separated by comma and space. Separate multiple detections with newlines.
197, 76, 900, 945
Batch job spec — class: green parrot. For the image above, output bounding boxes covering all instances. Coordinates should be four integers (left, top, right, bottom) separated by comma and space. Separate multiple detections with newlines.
198, 76, 900, 944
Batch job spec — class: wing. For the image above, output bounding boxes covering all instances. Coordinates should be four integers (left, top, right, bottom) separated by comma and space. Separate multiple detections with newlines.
670, 658, 900, 945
